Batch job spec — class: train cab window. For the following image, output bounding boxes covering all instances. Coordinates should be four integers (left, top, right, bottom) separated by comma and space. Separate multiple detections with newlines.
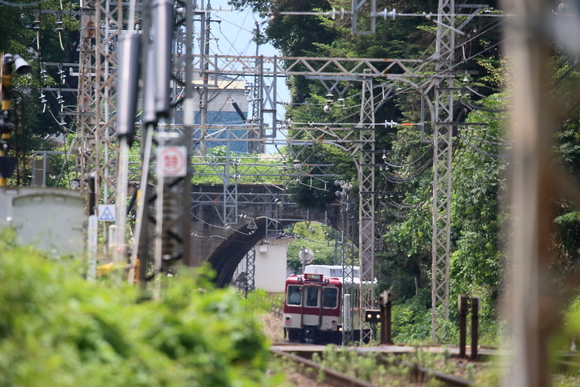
287, 285, 301, 305
329, 268, 342, 277
322, 287, 338, 308
305, 287, 319, 307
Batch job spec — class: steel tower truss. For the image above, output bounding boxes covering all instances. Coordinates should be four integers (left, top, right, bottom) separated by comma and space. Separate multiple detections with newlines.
77, 3, 97, 200
431, 0, 455, 342
77, 0, 129, 219
93, 0, 124, 205
357, 74, 376, 343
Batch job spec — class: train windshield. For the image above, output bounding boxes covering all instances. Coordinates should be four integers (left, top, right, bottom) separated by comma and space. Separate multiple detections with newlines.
287, 285, 302, 305
329, 268, 342, 277
305, 287, 319, 307
322, 287, 338, 308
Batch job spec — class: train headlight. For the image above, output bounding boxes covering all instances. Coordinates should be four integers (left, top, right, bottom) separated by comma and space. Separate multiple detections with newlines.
331, 319, 336, 328
285, 316, 291, 325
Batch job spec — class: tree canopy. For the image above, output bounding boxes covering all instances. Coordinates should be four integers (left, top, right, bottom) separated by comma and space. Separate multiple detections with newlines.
0, 0, 79, 186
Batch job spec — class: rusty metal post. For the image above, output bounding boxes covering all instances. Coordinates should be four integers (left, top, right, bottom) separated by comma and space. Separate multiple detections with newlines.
379, 290, 393, 345
458, 294, 468, 358
471, 296, 479, 361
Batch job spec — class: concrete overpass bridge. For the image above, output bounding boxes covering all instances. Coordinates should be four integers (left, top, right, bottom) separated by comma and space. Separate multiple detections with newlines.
189, 183, 345, 287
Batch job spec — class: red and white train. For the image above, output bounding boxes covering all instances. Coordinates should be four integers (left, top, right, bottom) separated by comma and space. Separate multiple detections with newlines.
282, 264, 376, 344
282, 271, 344, 344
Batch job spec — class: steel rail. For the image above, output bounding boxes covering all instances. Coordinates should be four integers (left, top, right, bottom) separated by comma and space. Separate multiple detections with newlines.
411, 363, 473, 387
376, 354, 474, 387
271, 348, 375, 387
271, 347, 475, 387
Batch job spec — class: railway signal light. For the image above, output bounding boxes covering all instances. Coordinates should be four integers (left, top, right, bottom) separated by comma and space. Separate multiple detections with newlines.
364, 309, 381, 323
0, 53, 31, 186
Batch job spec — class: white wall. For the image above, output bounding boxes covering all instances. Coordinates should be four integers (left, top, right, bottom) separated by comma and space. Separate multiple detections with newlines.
254, 241, 289, 293
0, 188, 85, 256
232, 239, 291, 294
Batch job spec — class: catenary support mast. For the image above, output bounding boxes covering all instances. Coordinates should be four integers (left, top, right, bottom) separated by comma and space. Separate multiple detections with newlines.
431, 0, 455, 342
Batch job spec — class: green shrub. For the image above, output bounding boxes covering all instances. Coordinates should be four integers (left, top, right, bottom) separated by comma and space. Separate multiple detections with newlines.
0, 229, 272, 386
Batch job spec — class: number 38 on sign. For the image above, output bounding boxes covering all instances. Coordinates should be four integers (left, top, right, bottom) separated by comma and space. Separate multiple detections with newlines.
158, 146, 187, 177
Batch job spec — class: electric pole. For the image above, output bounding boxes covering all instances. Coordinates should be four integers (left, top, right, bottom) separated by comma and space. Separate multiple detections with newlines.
431, 0, 455, 342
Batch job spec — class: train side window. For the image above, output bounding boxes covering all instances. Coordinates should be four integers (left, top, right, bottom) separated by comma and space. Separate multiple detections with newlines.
306, 287, 319, 307
323, 287, 338, 308
287, 285, 301, 305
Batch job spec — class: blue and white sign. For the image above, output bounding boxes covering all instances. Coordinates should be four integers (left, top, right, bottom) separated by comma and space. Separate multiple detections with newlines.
98, 204, 116, 222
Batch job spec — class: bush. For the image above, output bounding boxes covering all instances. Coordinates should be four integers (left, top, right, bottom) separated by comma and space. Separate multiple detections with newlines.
0, 229, 273, 386
391, 297, 432, 344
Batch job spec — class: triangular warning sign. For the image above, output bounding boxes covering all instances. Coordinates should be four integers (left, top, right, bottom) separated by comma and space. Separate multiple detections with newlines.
100, 207, 114, 220
98, 205, 116, 222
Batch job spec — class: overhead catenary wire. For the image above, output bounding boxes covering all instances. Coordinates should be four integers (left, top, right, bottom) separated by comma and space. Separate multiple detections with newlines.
462, 100, 510, 113
456, 133, 503, 159
459, 130, 511, 147
382, 157, 433, 184
382, 147, 433, 169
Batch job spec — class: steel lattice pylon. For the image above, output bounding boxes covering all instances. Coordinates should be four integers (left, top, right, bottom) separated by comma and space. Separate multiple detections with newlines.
357, 74, 376, 343
243, 246, 256, 296
77, 3, 97, 201
77, 0, 125, 214
431, 0, 455, 342
94, 0, 123, 205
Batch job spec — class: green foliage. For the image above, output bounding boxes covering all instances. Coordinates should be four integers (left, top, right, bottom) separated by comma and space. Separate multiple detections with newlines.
379, 125, 433, 302
379, 94, 508, 346
552, 295, 580, 386
286, 222, 347, 273
391, 296, 432, 344
231, 0, 338, 57
191, 149, 291, 185
0, 229, 273, 386
308, 345, 458, 385
551, 56, 580, 277
0, 0, 82, 186
447, 93, 507, 342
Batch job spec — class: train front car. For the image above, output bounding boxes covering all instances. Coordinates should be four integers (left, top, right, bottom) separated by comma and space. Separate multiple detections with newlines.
283, 273, 342, 344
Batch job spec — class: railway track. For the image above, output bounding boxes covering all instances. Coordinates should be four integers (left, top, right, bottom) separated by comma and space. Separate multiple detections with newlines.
271, 346, 475, 387
272, 348, 375, 387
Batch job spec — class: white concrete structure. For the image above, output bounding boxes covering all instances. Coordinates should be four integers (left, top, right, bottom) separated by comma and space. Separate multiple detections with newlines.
0, 188, 85, 256
232, 238, 292, 293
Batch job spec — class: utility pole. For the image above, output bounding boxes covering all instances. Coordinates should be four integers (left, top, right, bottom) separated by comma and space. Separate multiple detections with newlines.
506, 0, 554, 385
199, 0, 211, 156
249, 21, 264, 154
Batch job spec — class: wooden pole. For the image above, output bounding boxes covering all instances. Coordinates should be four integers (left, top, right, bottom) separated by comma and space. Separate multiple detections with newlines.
505, 0, 557, 385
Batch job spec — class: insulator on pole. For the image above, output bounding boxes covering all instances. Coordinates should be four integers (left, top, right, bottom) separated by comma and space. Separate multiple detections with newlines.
116, 32, 141, 146
152, 0, 174, 118
232, 101, 246, 122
